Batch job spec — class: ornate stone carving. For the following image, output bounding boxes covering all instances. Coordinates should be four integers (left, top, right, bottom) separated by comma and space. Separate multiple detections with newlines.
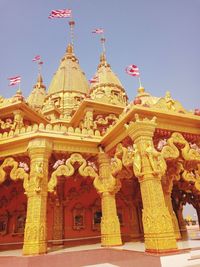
80, 110, 94, 130
126, 115, 177, 252
0, 157, 29, 191
22, 139, 52, 255
152, 91, 187, 113
161, 132, 200, 192
93, 151, 122, 246
48, 153, 98, 193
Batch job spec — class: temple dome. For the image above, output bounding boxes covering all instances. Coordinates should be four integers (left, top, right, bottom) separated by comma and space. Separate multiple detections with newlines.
89, 53, 128, 106
27, 74, 46, 110
48, 44, 89, 96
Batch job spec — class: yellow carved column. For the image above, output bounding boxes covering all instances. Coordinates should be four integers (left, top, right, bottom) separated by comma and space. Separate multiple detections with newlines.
162, 175, 181, 240
23, 138, 52, 255
164, 190, 181, 240
127, 115, 177, 253
94, 151, 122, 246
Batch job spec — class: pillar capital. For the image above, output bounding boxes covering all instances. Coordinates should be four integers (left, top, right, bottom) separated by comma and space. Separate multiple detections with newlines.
28, 138, 52, 157
126, 114, 157, 142
98, 151, 110, 164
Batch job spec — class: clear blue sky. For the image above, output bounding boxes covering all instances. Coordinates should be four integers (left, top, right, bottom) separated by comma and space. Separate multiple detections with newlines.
0, 0, 200, 110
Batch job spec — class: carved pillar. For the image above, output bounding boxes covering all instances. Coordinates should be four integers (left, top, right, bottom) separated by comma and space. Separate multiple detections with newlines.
23, 139, 52, 255
162, 177, 181, 240
127, 116, 177, 253
176, 204, 188, 239
94, 152, 122, 246
52, 177, 65, 245
164, 191, 181, 240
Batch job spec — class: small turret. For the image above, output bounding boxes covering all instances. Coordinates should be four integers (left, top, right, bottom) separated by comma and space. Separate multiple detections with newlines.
27, 74, 46, 111
89, 52, 128, 106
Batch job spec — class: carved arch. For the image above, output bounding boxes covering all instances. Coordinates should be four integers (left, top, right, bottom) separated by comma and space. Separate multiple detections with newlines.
48, 153, 98, 193
0, 157, 29, 191
161, 132, 200, 192
161, 132, 200, 161
111, 143, 134, 179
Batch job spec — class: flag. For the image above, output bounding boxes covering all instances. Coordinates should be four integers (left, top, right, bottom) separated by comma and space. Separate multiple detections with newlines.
125, 64, 140, 77
92, 28, 104, 34
32, 55, 41, 62
48, 9, 72, 19
8, 76, 21, 86
89, 74, 99, 84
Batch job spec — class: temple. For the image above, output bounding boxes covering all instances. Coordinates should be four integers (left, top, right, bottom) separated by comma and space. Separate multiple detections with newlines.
0, 31, 200, 257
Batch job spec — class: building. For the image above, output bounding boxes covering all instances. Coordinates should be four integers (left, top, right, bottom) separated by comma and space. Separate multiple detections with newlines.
0, 32, 200, 256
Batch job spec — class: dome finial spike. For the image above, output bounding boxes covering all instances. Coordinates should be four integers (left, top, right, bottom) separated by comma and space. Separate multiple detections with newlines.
100, 37, 106, 54
68, 19, 75, 46
66, 43, 74, 54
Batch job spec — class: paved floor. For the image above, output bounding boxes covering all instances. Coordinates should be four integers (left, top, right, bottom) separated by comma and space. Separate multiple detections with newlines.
0, 226, 200, 267
0, 240, 199, 256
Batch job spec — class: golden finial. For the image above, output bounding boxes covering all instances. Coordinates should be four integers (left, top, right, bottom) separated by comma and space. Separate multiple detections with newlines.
34, 73, 46, 89
98, 52, 109, 69
66, 43, 73, 54
37, 74, 43, 83
100, 53, 106, 63
16, 89, 22, 95
137, 87, 145, 95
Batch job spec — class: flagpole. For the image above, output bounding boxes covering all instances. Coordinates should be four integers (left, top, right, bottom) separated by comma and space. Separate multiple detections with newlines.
100, 32, 106, 54
18, 81, 21, 91
138, 76, 143, 88
38, 61, 41, 75
69, 19, 75, 46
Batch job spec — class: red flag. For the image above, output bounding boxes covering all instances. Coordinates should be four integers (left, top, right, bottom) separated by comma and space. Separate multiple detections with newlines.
48, 9, 72, 19
125, 64, 140, 77
8, 76, 21, 86
32, 55, 41, 62
92, 28, 104, 34
89, 74, 99, 84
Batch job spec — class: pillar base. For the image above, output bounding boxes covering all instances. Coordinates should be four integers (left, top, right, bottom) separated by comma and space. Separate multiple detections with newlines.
22, 242, 47, 256
101, 234, 122, 247
144, 234, 177, 253
146, 248, 178, 254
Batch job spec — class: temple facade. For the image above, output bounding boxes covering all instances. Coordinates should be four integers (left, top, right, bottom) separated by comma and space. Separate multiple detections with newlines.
0, 40, 200, 256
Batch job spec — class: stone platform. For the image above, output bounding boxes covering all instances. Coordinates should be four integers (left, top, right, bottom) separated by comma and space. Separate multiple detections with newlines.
1, 240, 200, 267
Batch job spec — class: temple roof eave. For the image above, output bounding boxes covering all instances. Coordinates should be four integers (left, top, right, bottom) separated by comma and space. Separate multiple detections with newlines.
0, 131, 101, 158
100, 105, 200, 152
0, 101, 49, 124
70, 99, 125, 127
